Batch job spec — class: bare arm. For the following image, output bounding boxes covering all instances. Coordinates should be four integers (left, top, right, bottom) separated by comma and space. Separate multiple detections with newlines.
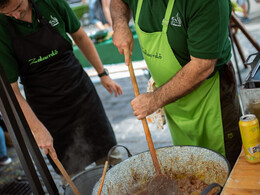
111, 0, 133, 65
71, 27, 105, 74
131, 57, 217, 119
70, 27, 123, 96
102, 0, 112, 26
111, 0, 132, 31
11, 82, 57, 158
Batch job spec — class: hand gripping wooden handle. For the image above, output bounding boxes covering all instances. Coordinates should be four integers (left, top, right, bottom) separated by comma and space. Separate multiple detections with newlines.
49, 153, 81, 195
126, 52, 162, 176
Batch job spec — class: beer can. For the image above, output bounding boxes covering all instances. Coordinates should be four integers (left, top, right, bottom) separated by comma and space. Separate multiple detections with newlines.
239, 114, 260, 163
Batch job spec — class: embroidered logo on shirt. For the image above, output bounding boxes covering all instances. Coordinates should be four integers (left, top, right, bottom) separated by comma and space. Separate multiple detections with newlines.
170, 13, 182, 27
28, 50, 59, 65
49, 15, 59, 27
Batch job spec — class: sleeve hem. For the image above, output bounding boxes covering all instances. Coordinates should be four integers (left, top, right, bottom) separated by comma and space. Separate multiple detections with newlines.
189, 50, 220, 59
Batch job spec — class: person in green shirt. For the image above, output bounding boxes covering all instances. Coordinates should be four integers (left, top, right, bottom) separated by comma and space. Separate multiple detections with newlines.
0, 0, 123, 178
111, 0, 242, 168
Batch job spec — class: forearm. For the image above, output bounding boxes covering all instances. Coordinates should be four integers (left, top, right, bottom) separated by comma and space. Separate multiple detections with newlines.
11, 82, 57, 157
111, 0, 133, 61
11, 82, 45, 135
154, 58, 216, 108
71, 27, 105, 74
111, 0, 131, 30
71, 27, 123, 97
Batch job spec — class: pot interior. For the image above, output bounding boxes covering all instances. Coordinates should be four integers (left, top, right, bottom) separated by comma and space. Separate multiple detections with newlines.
64, 165, 104, 195
92, 146, 230, 195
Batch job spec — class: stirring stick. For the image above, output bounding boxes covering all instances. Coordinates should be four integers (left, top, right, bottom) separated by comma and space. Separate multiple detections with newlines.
125, 50, 161, 176
124, 50, 179, 194
49, 153, 81, 195
97, 161, 109, 195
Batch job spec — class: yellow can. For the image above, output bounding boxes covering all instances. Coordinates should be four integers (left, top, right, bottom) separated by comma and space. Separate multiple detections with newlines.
239, 114, 260, 163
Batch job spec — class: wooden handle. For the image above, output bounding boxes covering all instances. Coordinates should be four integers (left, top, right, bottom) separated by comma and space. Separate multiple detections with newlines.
49, 153, 81, 195
97, 161, 108, 195
127, 54, 162, 176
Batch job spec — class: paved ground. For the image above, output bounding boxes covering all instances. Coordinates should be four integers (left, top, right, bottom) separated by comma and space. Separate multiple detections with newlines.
0, 6, 260, 195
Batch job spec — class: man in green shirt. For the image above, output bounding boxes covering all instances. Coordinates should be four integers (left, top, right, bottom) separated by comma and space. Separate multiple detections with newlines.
0, 0, 123, 177
111, 0, 242, 168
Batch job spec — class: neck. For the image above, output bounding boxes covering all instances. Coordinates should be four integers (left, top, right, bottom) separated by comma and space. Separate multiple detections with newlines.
23, 6, 32, 23
20, 1, 32, 23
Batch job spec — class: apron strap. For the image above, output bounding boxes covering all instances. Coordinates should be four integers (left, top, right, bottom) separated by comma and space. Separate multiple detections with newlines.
162, 0, 175, 33
7, 17, 17, 38
29, 0, 48, 25
7, 0, 48, 38
136, 0, 175, 33
135, 0, 143, 23
30, 0, 70, 39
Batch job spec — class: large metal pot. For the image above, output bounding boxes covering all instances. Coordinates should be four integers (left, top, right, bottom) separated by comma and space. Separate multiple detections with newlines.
63, 165, 104, 195
92, 145, 230, 195
64, 145, 132, 194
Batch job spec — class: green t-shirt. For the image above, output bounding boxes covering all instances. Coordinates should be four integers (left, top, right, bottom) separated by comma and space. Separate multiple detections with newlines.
0, 0, 81, 83
124, 0, 232, 68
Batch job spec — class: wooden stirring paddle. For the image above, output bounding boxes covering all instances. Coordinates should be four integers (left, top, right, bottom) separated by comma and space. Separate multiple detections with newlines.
125, 50, 179, 195
49, 153, 81, 195
97, 160, 109, 195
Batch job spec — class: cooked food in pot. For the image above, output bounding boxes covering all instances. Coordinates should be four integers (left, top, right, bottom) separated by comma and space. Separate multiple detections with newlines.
134, 174, 219, 195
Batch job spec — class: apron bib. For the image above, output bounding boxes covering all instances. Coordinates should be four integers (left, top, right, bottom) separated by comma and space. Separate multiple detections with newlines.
8, 0, 116, 174
135, 0, 225, 156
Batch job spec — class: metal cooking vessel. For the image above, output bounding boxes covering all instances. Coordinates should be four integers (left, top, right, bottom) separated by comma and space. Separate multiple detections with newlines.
64, 145, 132, 195
92, 145, 230, 195
64, 165, 104, 195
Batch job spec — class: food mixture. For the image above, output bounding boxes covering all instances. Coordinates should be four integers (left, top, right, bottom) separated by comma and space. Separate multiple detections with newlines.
134, 174, 219, 195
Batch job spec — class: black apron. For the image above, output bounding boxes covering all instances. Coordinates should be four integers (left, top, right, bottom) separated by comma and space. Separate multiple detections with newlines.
7, 0, 116, 175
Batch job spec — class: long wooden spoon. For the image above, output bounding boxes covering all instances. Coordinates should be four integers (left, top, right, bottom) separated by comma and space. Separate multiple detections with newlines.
97, 160, 109, 195
125, 50, 178, 195
49, 153, 81, 195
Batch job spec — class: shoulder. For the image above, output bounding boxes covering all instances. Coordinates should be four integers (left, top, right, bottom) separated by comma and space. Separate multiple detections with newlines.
184, 0, 231, 17
34, 0, 80, 34
34, 0, 70, 10
34, 0, 75, 22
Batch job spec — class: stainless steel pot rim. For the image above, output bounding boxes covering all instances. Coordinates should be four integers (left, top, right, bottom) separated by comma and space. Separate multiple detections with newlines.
92, 145, 231, 195
109, 145, 231, 173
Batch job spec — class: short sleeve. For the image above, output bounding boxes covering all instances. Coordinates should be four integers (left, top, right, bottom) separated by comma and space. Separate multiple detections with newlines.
0, 18, 19, 83
187, 0, 231, 59
49, 0, 81, 33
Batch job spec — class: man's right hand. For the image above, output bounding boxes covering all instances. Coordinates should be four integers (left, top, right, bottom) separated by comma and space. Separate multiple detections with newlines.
112, 24, 134, 66
111, 0, 134, 65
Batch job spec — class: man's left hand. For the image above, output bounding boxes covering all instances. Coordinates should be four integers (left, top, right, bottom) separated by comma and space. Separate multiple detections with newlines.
101, 76, 123, 97
131, 92, 158, 120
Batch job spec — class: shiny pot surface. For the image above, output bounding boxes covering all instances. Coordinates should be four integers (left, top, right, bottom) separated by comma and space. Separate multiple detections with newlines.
92, 146, 230, 195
